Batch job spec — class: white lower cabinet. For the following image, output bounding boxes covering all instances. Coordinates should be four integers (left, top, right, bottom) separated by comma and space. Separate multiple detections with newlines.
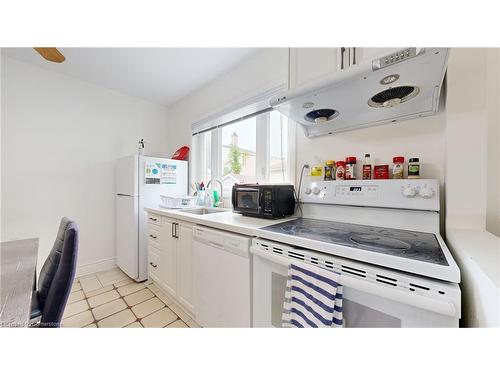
176, 222, 194, 312
150, 216, 194, 316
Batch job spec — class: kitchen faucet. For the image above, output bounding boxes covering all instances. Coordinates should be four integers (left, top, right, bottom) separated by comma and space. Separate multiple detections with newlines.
207, 178, 224, 207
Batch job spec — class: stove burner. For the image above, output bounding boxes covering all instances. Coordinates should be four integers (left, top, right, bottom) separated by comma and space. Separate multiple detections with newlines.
349, 234, 411, 251
260, 218, 449, 266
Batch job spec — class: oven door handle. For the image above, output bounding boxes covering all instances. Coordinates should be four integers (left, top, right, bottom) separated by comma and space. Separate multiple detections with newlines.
250, 246, 457, 318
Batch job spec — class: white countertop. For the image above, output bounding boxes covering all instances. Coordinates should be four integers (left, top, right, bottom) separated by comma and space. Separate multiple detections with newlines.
446, 228, 500, 289
145, 206, 295, 236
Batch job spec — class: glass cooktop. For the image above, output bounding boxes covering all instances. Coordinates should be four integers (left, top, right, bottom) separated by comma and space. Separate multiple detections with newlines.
261, 218, 448, 266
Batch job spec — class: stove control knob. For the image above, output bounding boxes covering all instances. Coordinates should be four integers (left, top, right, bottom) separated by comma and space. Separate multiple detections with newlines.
304, 187, 312, 195
311, 186, 321, 195
419, 187, 434, 198
403, 186, 416, 198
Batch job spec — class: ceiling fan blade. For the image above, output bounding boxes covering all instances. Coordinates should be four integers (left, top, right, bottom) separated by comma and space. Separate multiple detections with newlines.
33, 48, 66, 63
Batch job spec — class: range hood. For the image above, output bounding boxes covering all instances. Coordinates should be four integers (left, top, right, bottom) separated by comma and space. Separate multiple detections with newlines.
270, 48, 449, 137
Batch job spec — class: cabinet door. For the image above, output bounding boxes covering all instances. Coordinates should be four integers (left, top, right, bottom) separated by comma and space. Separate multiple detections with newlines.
176, 221, 195, 314
289, 48, 340, 88
159, 217, 177, 297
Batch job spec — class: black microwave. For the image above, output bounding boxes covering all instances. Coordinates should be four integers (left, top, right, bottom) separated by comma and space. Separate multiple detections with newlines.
231, 184, 296, 218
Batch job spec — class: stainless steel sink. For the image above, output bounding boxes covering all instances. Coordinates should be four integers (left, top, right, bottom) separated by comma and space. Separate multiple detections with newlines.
180, 207, 229, 215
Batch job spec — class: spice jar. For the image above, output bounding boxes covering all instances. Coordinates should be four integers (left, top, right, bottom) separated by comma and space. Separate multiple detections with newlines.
324, 160, 335, 181
345, 156, 357, 180
392, 156, 405, 179
335, 161, 346, 180
374, 165, 389, 179
408, 158, 420, 179
362, 153, 372, 180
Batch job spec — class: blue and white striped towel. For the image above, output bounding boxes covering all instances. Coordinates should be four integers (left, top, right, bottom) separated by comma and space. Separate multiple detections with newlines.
282, 263, 343, 328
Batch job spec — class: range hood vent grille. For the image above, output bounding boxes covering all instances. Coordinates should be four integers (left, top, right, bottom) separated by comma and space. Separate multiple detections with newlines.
368, 86, 419, 108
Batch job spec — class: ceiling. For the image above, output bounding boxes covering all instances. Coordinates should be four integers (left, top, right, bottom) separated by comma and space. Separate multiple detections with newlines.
2, 48, 258, 106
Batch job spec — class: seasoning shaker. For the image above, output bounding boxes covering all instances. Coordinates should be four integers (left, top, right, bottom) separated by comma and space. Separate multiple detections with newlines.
392, 156, 405, 179
408, 158, 420, 179
345, 156, 357, 180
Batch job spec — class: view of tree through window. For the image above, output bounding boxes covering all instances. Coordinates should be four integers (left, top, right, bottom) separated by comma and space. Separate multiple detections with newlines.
221, 117, 257, 185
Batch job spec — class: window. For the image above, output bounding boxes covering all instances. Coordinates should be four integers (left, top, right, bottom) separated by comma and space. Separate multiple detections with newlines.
192, 110, 294, 206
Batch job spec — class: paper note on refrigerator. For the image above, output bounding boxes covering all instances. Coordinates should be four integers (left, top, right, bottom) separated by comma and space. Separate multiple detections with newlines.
145, 163, 161, 184
161, 164, 177, 184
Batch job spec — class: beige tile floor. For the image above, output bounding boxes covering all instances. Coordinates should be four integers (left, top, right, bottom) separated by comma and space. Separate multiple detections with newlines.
62, 268, 201, 328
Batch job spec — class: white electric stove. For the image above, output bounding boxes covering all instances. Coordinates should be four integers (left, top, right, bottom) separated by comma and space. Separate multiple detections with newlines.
251, 179, 461, 327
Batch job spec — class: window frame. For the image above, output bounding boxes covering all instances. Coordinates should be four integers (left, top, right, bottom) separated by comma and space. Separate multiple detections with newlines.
192, 109, 296, 190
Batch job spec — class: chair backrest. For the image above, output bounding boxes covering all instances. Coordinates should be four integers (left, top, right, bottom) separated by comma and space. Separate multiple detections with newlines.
37, 217, 79, 327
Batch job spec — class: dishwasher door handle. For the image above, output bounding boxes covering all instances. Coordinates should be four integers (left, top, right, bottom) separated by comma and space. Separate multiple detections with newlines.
208, 241, 224, 250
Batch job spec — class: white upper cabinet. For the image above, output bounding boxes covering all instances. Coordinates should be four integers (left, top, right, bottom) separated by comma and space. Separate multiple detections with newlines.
289, 47, 400, 88
289, 48, 340, 88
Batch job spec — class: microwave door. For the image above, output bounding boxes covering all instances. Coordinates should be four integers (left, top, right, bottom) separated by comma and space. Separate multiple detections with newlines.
234, 188, 261, 214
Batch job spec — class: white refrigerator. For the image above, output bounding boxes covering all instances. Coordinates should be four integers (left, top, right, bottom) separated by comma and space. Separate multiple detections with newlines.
116, 155, 188, 281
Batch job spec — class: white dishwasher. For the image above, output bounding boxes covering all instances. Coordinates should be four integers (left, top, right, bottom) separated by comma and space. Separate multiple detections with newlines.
193, 225, 252, 327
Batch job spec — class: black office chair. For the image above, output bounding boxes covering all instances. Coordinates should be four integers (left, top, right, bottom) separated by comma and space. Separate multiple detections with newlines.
30, 217, 79, 327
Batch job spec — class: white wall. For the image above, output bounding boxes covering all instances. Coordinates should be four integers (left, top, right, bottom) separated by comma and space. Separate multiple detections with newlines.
166, 48, 289, 156
444, 48, 500, 327
1, 56, 169, 275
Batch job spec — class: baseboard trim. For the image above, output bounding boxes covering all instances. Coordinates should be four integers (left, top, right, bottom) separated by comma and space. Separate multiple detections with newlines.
77, 258, 116, 277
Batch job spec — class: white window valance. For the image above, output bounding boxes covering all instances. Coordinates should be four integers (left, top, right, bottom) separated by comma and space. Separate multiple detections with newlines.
191, 84, 286, 135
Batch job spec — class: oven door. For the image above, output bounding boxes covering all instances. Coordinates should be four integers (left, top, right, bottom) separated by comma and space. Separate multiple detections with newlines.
232, 188, 262, 215
251, 247, 458, 328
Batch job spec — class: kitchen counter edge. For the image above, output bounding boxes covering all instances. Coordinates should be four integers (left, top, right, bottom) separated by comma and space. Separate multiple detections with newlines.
144, 207, 294, 237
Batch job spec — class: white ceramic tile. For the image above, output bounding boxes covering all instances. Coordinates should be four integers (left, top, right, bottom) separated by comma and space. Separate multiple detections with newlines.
67, 290, 85, 304
124, 288, 154, 306
79, 276, 103, 293
97, 268, 129, 286
88, 289, 120, 308
141, 307, 177, 328
166, 320, 188, 328
84, 284, 114, 298
146, 282, 160, 293
97, 309, 136, 328
125, 322, 143, 328
71, 282, 82, 293
114, 278, 135, 288
169, 303, 191, 322
92, 298, 128, 321
132, 297, 164, 319
186, 319, 202, 328
84, 323, 98, 328
61, 310, 95, 328
153, 289, 173, 306
63, 299, 89, 318
117, 282, 146, 296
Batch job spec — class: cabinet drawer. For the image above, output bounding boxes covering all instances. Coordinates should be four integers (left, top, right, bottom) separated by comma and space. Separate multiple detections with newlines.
148, 249, 160, 277
148, 227, 161, 248
147, 213, 162, 226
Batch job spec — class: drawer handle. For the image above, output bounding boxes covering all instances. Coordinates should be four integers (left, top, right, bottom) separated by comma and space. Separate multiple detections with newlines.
149, 217, 158, 222
149, 234, 157, 239
149, 262, 157, 268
